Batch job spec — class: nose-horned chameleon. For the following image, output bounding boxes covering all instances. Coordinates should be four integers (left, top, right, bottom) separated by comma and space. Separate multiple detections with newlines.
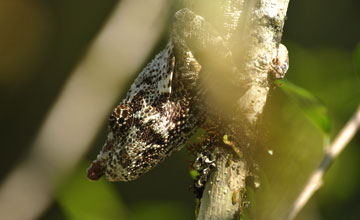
87, 8, 288, 182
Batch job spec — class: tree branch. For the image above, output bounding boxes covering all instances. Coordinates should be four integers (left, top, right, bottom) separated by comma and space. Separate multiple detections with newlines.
195, 0, 290, 219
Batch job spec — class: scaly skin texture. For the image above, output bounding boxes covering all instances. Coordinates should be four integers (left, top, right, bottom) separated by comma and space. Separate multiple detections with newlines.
87, 8, 288, 182
87, 9, 232, 181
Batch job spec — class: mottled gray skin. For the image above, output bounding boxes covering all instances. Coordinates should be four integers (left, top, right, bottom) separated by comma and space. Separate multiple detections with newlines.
87, 8, 236, 182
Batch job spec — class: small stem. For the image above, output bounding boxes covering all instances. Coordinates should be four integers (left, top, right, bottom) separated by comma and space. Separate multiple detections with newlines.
287, 105, 360, 220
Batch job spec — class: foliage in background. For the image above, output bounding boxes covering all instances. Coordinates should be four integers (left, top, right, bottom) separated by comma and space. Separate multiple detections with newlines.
57, 163, 126, 220
278, 79, 330, 135
1, 1, 360, 220
354, 42, 360, 80
57, 163, 189, 220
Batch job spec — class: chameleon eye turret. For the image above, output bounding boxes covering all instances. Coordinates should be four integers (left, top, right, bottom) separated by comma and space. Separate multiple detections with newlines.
109, 104, 133, 137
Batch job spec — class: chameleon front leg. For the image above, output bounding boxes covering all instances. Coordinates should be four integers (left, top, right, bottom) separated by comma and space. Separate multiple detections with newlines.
172, 8, 249, 111
172, 8, 235, 73
172, 8, 250, 113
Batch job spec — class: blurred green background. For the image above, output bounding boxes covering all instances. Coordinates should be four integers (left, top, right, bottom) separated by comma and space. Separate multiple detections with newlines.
0, 0, 359, 219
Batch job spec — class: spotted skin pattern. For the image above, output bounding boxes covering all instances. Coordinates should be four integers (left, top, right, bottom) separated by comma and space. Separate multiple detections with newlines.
87, 9, 224, 182
87, 8, 288, 182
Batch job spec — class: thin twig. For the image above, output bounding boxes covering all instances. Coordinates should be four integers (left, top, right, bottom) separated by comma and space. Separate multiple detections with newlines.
287, 105, 360, 220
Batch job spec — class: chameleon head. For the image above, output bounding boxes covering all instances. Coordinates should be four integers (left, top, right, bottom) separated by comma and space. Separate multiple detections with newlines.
87, 98, 175, 182
87, 103, 134, 181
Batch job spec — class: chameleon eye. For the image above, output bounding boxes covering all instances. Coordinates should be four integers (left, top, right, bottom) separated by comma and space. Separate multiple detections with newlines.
109, 104, 133, 135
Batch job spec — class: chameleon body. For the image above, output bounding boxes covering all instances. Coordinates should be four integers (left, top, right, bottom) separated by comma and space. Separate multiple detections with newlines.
87, 9, 232, 181
87, 8, 288, 182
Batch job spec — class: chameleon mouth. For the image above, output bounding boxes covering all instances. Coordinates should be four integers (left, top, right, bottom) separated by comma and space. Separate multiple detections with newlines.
87, 140, 114, 181
87, 160, 106, 181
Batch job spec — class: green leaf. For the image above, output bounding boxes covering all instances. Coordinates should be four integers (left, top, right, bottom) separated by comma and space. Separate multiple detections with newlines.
277, 79, 331, 134
354, 42, 360, 79
189, 169, 200, 180
56, 162, 126, 220
255, 90, 326, 220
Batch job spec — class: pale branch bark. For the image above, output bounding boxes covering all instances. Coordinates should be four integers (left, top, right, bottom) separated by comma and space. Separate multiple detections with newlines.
194, 0, 290, 219
287, 105, 360, 220
197, 147, 248, 220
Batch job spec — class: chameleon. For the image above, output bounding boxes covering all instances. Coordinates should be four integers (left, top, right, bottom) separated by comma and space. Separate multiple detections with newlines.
87, 8, 288, 182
